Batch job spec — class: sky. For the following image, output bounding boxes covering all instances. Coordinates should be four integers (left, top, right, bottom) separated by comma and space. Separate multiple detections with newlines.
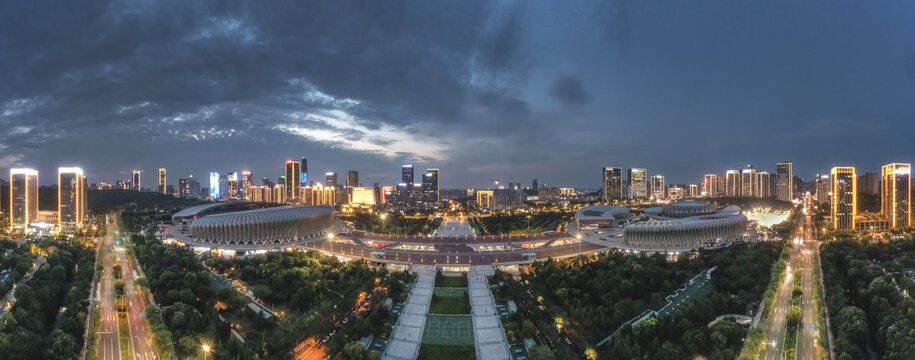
1, 0, 914, 189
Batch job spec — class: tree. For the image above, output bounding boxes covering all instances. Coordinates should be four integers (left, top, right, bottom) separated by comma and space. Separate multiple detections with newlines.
343, 341, 366, 360
529, 344, 556, 360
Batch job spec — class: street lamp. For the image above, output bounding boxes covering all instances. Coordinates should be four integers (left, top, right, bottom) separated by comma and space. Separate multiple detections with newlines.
202, 344, 211, 360
381, 214, 387, 233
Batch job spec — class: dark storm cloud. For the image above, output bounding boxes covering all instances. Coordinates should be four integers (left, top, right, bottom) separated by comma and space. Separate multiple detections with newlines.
548, 75, 591, 106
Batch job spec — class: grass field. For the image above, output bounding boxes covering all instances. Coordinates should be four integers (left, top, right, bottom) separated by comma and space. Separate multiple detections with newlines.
434, 287, 468, 297
436, 275, 468, 288
418, 344, 476, 360
429, 294, 471, 314
422, 315, 475, 345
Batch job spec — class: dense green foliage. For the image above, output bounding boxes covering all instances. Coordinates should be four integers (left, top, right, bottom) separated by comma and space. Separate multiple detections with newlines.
0, 238, 96, 360
343, 212, 437, 235
89, 189, 208, 213
820, 236, 915, 360
0, 240, 36, 297
470, 212, 572, 235
524, 242, 781, 359
417, 344, 476, 360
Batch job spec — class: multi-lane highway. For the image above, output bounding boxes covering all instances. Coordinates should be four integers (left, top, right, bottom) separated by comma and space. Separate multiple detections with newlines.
796, 199, 823, 360
97, 214, 121, 360
116, 244, 158, 360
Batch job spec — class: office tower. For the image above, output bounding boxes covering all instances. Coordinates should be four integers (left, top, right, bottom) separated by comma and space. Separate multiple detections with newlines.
740, 168, 757, 197
262, 186, 272, 203
602, 167, 623, 202
402, 164, 415, 189
703, 174, 718, 197
273, 184, 286, 203
157, 168, 166, 194
858, 172, 880, 195
326, 172, 339, 187
881, 163, 911, 229
668, 186, 684, 200
57, 167, 85, 233
131, 170, 141, 191
346, 170, 359, 188
9, 168, 38, 231
422, 169, 440, 207
689, 184, 699, 198
262, 177, 275, 187
285, 160, 301, 200
757, 171, 771, 198
178, 178, 190, 198
209, 172, 220, 199
241, 171, 253, 199
628, 168, 647, 200
532, 179, 538, 190
815, 175, 829, 205
189, 176, 199, 198
776, 162, 793, 202
226, 172, 239, 199
650, 175, 665, 200
301, 157, 308, 184
831, 167, 856, 230
725, 170, 741, 197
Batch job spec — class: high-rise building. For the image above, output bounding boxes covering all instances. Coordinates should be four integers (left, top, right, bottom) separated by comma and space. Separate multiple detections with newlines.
831, 167, 856, 230
422, 169, 440, 208
650, 175, 666, 200
178, 178, 190, 198
58, 167, 86, 233
209, 172, 220, 199
881, 163, 911, 229
776, 162, 793, 202
402, 165, 415, 189
602, 167, 623, 202
815, 174, 830, 205
157, 168, 166, 194
689, 184, 699, 198
858, 172, 880, 195
241, 171, 253, 199
326, 172, 339, 187
273, 184, 286, 203
628, 168, 647, 200
131, 170, 141, 191
668, 186, 684, 200
703, 174, 718, 197
9, 168, 38, 231
301, 157, 308, 184
285, 160, 301, 201
226, 172, 239, 199
757, 171, 771, 198
189, 176, 199, 198
741, 168, 757, 197
725, 170, 741, 197
532, 179, 538, 190
219, 174, 229, 199
346, 170, 359, 188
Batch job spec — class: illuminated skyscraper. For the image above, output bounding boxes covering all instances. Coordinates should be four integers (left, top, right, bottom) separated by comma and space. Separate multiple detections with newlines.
650, 175, 665, 200
757, 171, 771, 198
815, 174, 830, 205
422, 169, 440, 208
9, 168, 38, 231
301, 157, 308, 184
831, 167, 856, 230
131, 170, 141, 191
273, 184, 286, 203
285, 160, 301, 201
209, 172, 220, 199
346, 170, 359, 188
740, 168, 757, 197
241, 171, 253, 199
725, 170, 740, 197
703, 174, 718, 197
688, 184, 699, 198
776, 162, 793, 202
402, 165, 415, 189
326, 172, 339, 187
628, 168, 647, 200
58, 167, 86, 233
602, 167, 623, 202
881, 163, 911, 229
158, 168, 167, 194
226, 172, 239, 199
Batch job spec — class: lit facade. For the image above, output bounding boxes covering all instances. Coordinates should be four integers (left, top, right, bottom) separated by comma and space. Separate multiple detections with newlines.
226, 172, 239, 199
831, 167, 856, 230
703, 174, 718, 197
10, 168, 38, 231
628, 168, 647, 200
241, 171, 253, 200
776, 162, 793, 202
402, 164, 415, 189
285, 161, 301, 201
209, 172, 220, 199
688, 184, 699, 198
668, 186, 684, 200
881, 163, 911, 229
346, 170, 359, 188
326, 172, 338, 187
422, 169, 440, 208
740, 169, 756, 197
131, 170, 141, 191
351, 187, 376, 205
757, 171, 771, 198
726, 170, 740, 197
815, 175, 830, 205
602, 167, 623, 202
650, 175, 665, 200
58, 167, 87, 233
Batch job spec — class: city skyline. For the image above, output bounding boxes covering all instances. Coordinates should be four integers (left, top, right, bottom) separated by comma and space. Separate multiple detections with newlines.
2, 1, 914, 188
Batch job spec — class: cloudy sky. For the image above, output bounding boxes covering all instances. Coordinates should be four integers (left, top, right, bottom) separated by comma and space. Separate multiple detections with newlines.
1, 1, 914, 188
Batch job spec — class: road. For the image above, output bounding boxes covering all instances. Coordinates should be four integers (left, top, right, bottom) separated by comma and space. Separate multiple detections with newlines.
796, 199, 822, 360
759, 229, 800, 359
116, 243, 158, 360
97, 214, 121, 360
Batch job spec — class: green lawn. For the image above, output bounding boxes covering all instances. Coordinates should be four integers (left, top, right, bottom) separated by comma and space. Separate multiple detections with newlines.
436, 275, 468, 288
433, 287, 468, 297
429, 294, 471, 314
418, 344, 476, 360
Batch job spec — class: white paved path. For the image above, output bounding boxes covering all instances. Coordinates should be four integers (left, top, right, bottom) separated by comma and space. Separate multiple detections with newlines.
469, 266, 511, 360
384, 265, 436, 360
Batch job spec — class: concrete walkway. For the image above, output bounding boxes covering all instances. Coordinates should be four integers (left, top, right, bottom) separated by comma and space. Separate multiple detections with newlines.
384, 265, 436, 360
469, 266, 511, 360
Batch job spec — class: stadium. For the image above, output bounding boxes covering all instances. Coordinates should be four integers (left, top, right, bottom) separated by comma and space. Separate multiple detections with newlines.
169, 202, 336, 251
622, 201, 748, 251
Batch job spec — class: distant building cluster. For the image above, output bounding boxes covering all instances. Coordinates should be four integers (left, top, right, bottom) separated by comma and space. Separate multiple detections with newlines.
8, 167, 87, 235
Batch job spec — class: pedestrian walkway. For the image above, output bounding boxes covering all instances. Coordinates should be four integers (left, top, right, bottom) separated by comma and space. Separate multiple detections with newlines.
383, 265, 436, 360
468, 266, 511, 360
